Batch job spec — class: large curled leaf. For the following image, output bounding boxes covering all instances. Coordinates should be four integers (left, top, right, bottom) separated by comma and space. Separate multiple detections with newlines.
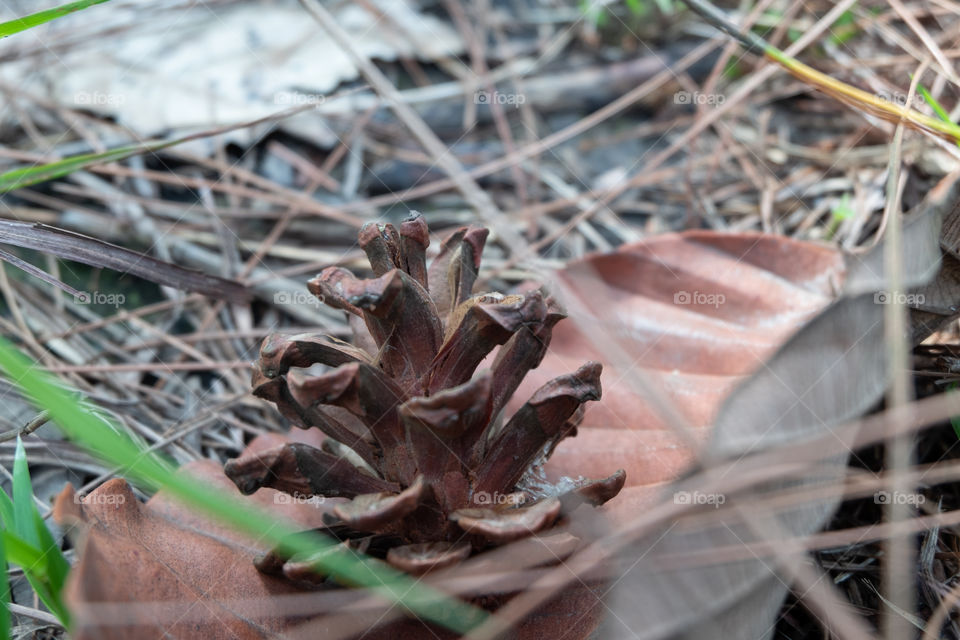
555, 174, 949, 640
515, 230, 845, 516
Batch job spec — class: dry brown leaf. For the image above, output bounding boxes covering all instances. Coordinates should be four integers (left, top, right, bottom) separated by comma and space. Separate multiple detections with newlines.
589, 175, 952, 640
513, 231, 846, 518
53, 429, 334, 640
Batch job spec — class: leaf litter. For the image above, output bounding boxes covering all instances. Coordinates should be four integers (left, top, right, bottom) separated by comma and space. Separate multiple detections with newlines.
2, 1, 960, 639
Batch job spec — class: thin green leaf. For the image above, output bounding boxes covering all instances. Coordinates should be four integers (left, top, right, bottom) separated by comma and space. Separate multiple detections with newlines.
0, 94, 335, 194
2, 530, 48, 579
0, 140, 174, 193
827, 193, 855, 240
0, 0, 111, 39
22, 571, 69, 625
0, 526, 8, 640
917, 84, 952, 123
915, 80, 960, 149
683, 0, 960, 145
0, 490, 13, 530
0, 338, 499, 636
12, 438, 38, 549
9, 438, 70, 625
33, 509, 69, 597
0, 528, 69, 625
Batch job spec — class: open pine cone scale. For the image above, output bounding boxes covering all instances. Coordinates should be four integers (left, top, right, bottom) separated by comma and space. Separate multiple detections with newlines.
225, 213, 625, 575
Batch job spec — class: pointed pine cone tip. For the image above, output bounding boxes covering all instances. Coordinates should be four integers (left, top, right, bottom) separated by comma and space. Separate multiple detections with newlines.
358, 221, 385, 246
450, 497, 562, 544
286, 363, 359, 409
570, 469, 626, 507
481, 290, 547, 329
359, 222, 402, 276
253, 549, 287, 576
332, 475, 426, 531
431, 291, 547, 391
399, 212, 429, 245
307, 267, 363, 315
258, 332, 285, 362
532, 360, 603, 406
224, 447, 283, 495
463, 226, 490, 269
282, 544, 347, 585
344, 269, 404, 315
386, 541, 470, 575
225, 442, 399, 499
399, 370, 492, 438
256, 333, 368, 381
398, 212, 430, 288
543, 293, 568, 324
250, 367, 279, 398
223, 443, 327, 497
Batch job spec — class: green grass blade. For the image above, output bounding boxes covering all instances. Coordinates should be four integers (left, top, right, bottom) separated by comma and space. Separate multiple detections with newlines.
0, 525, 8, 640
33, 509, 69, 598
0, 520, 71, 625
0, 338, 497, 636
915, 80, 960, 149
2, 529, 70, 626
0, 0, 111, 39
9, 438, 70, 625
916, 83, 952, 123
2, 530, 48, 578
12, 438, 38, 549
0, 141, 175, 193
0, 93, 324, 193
827, 193, 855, 240
22, 572, 69, 625
682, 0, 960, 145
0, 490, 13, 530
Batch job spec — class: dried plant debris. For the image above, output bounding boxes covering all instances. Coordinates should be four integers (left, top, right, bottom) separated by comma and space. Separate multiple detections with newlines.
0, 1, 464, 147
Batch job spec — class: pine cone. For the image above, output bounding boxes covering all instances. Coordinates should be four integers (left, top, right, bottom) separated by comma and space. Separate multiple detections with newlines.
225, 214, 624, 576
